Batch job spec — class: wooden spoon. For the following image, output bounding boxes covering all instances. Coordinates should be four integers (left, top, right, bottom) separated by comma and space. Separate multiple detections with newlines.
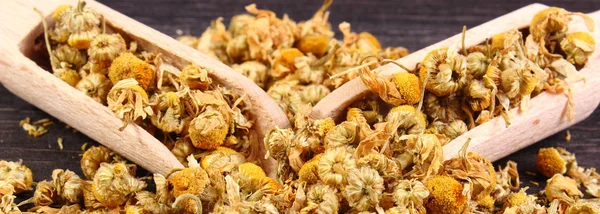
310, 4, 600, 162
0, 0, 290, 175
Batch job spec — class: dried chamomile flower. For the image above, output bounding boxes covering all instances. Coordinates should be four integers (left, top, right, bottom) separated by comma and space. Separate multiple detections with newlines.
385, 105, 427, 136
545, 174, 583, 204
169, 164, 210, 198
298, 154, 322, 184
28, 180, 56, 206
170, 138, 198, 166
398, 134, 444, 179
54, 63, 82, 87
423, 175, 467, 214
466, 51, 490, 78
231, 162, 267, 193
180, 63, 213, 90
197, 17, 231, 64
264, 127, 294, 161
428, 120, 467, 140
466, 79, 493, 112
560, 32, 595, 66
150, 91, 186, 133
244, 4, 297, 61
392, 179, 429, 213
61, 1, 100, 33
296, 34, 331, 57
92, 162, 146, 208
226, 34, 251, 63
88, 34, 127, 72
188, 108, 229, 150
357, 152, 400, 177
59, 1, 101, 49
344, 166, 384, 211
107, 78, 153, 130
52, 44, 87, 70
296, 0, 334, 38
443, 142, 497, 200
324, 121, 359, 149
300, 183, 339, 214
80, 146, 119, 179
530, 7, 594, 57
318, 147, 356, 187
108, 52, 154, 90
229, 14, 255, 38
200, 146, 246, 173
300, 84, 330, 106
232, 61, 268, 89
500, 189, 546, 213
76, 72, 113, 104
500, 67, 538, 99
270, 48, 305, 80
420, 47, 467, 96
0, 160, 33, 194
52, 169, 83, 204
423, 94, 464, 123
492, 161, 520, 202
536, 147, 575, 177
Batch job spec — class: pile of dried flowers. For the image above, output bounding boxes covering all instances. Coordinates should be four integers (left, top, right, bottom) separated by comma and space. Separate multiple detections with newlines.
3, 1, 599, 213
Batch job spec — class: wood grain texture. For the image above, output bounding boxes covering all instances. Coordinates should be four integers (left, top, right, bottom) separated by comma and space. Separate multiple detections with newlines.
0, 0, 599, 196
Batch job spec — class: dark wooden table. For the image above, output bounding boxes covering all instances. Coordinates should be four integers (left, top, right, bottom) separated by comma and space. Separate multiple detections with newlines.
1, 0, 599, 195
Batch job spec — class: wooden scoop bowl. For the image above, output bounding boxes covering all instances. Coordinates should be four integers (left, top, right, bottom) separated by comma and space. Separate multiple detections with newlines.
311, 4, 600, 162
0, 0, 290, 175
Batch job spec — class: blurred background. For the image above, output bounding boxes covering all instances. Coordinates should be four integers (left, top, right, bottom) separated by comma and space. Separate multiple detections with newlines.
1, 0, 599, 195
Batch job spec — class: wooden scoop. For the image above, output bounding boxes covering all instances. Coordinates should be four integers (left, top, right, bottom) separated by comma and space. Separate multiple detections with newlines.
311, 4, 600, 162
0, 0, 290, 175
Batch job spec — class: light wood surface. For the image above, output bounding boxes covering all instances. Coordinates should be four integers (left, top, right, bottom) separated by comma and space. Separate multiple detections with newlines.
311, 4, 600, 162
0, 0, 290, 175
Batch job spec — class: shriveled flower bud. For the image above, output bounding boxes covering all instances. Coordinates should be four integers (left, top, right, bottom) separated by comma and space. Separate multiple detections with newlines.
150, 92, 186, 134
423, 175, 467, 214
560, 32, 595, 66
393, 179, 429, 211
76, 72, 113, 104
200, 147, 246, 173
298, 154, 322, 184
232, 61, 268, 88
188, 108, 229, 150
536, 147, 575, 177
296, 34, 330, 57
92, 162, 146, 208
545, 174, 583, 204
52, 44, 87, 70
318, 147, 356, 187
169, 166, 210, 198
300, 84, 330, 106
52, 169, 83, 204
300, 183, 339, 214
420, 48, 467, 96
107, 78, 153, 130
324, 121, 359, 149
180, 63, 213, 90
344, 166, 384, 211
88, 34, 127, 72
108, 52, 154, 90
0, 160, 33, 194
264, 127, 294, 161
80, 146, 118, 179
